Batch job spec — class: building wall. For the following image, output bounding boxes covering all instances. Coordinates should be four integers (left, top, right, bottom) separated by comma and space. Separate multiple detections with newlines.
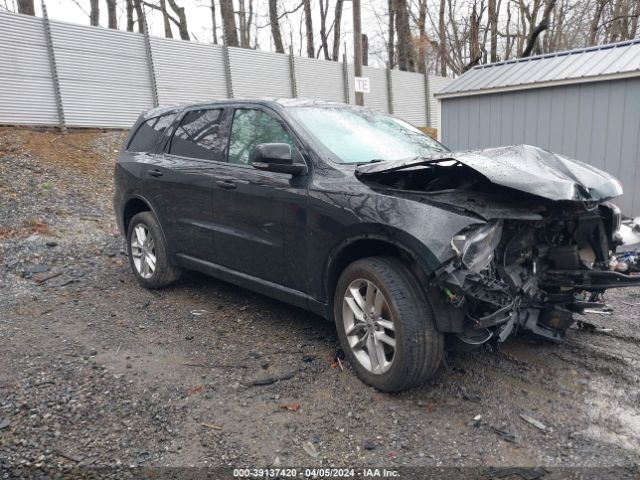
440, 78, 640, 215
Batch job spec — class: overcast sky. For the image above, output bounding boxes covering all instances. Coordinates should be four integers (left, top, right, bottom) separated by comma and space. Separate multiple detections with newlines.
20, 0, 391, 67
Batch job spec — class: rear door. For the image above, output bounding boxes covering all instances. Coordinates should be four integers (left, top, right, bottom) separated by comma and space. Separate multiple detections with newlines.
147, 107, 230, 263
211, 106, 310, 289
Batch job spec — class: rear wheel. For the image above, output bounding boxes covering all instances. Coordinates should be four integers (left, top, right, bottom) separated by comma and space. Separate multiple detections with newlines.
126, 211, 180, 289
334, 256, 444, 392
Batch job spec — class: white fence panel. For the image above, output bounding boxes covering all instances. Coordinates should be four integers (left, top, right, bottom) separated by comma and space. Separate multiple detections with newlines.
152, 38, 228, 106
50, 20, 153, 127
0, 11, 58, 125
296, 57, 346, 102
392, 70, 427, 126
0, 11, 447, 131
229, 48, 292, 98
362, 66, 388, 113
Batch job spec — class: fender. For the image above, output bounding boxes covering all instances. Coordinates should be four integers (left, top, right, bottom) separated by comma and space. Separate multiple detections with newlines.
322, 225, 440, 302
120, 193, 173, 260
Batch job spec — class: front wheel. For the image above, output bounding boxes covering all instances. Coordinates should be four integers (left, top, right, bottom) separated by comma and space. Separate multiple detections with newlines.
334, 257, 444, 392
126, 211, 181, 289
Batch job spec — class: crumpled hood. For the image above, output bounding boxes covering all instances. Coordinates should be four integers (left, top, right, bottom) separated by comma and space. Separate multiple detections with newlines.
356, 144, 623, 202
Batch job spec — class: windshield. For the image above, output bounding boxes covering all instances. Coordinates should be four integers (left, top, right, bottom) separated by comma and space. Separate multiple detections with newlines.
287, 106, 448, 164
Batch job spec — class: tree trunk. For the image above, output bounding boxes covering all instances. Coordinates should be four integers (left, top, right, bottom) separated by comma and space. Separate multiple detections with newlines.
17, 0, 35, 15
166, 0, 190, 40
126, 0, 134, 31
210, 0, 218, 44
522, 0, 557, 57
303, 0, 314, 58
417, 0, 427, 73
268, 0, 284, 53
105, 0, 117, 29
488, 0, 498, 62
319, 0, 330, 59
90, 0, 100, 26
438, 0, 447, 76
362, 34, 368, 66
395, 0, 416, 71
160, 0, 173, 38
134, 0, 145, 33
464, 5, 481, 71
387, 0, 395, 68
331, 0, 343, 61
220, 0, 239, 47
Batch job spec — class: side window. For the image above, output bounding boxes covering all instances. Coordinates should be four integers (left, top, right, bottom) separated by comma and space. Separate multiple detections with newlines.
169, 109, 225, 161
127, 112, 176, 152
228, 109, 294, 166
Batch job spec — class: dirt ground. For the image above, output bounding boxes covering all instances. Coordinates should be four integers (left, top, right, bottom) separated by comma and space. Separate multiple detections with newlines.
1, 127, 639, 477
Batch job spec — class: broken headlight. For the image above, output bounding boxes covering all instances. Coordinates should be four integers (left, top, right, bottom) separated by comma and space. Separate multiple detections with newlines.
452, 220, 503, 273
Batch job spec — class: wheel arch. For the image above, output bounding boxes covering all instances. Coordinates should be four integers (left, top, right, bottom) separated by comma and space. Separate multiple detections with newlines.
121, 195, 173, 260
324, 232, 436, 314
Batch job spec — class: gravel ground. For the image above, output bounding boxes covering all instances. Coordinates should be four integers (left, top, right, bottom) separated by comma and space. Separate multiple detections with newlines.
1, 127, 639, 477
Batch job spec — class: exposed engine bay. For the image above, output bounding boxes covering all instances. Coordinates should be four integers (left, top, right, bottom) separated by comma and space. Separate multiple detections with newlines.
356, 145, 640, 345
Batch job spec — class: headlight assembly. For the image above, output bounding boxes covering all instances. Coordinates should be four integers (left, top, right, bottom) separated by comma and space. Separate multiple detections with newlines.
451, 220, 503, 273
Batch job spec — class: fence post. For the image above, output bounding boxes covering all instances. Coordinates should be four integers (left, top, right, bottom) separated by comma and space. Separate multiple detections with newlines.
41, 1, 66, 133
289, 46, 298, 98
386, 65, 394, 115
342, 53, 350, 104
142, 17, 159, 108
222, 40, 234, 98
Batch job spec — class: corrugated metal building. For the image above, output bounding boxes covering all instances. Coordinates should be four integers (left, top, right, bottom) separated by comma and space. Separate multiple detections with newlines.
436, 39, 640, 215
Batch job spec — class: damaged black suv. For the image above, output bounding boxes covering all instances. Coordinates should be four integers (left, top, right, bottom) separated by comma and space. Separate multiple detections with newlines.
114, 99, 639, 392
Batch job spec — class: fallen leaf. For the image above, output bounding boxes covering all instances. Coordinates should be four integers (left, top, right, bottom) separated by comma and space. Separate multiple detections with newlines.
280, 403, 301, 412
186, 384, 204, 396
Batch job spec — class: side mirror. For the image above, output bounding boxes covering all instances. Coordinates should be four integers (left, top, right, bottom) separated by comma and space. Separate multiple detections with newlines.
251, 143, 308, 176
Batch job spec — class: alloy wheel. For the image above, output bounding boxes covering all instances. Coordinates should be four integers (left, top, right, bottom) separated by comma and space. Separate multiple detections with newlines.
130, 224, 156, 279
342, 278, 396, 374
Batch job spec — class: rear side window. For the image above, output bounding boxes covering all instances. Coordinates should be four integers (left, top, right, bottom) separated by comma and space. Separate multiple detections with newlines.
127, 113, 176, 152
169, 109, 225, 161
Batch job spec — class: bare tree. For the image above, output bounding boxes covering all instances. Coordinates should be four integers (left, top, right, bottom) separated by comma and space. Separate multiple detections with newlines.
438, 0, 447, 75
303, 0, 314, 58
488, 0, 498, 61
106, 0, 117, 28
90, 0, 100, 26
166, 0, 190, 40
210, 0, 218, 44
17, 0, 35, 15
394, 0, 416, 71
522, 0, 557, 56
125, 0, 135, 31
133, 0, 145, 33
160, 0, 173, 38
332, 0, 344, 60
236, 0, 254, 48
388, 0, 395, 67
220, 0, 239, 46
319, 0, 330, 59
268, 0, 285, 53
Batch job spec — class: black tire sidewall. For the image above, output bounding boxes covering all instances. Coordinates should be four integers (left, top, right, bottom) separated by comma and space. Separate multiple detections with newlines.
334, 257, 442, 392
126, 211, 176, 289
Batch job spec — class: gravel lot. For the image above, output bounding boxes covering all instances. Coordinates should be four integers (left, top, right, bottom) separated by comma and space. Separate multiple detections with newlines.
1, 127, 639, 476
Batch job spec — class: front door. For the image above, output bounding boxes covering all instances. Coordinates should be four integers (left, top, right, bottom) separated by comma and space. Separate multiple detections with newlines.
211, 106, 309, 290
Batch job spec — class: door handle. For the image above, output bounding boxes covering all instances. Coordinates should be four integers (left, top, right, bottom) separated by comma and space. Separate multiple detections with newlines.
148, 169, 163, 177
216, 180, 237, 190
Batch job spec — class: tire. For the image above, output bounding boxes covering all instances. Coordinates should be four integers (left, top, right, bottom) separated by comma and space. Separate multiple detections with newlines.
126, 211, 181, 289
334, 256, 444, 392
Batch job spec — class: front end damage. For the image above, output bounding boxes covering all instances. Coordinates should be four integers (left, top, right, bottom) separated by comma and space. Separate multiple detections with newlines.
356, 145, 640, 345
438, 202, 640, 345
